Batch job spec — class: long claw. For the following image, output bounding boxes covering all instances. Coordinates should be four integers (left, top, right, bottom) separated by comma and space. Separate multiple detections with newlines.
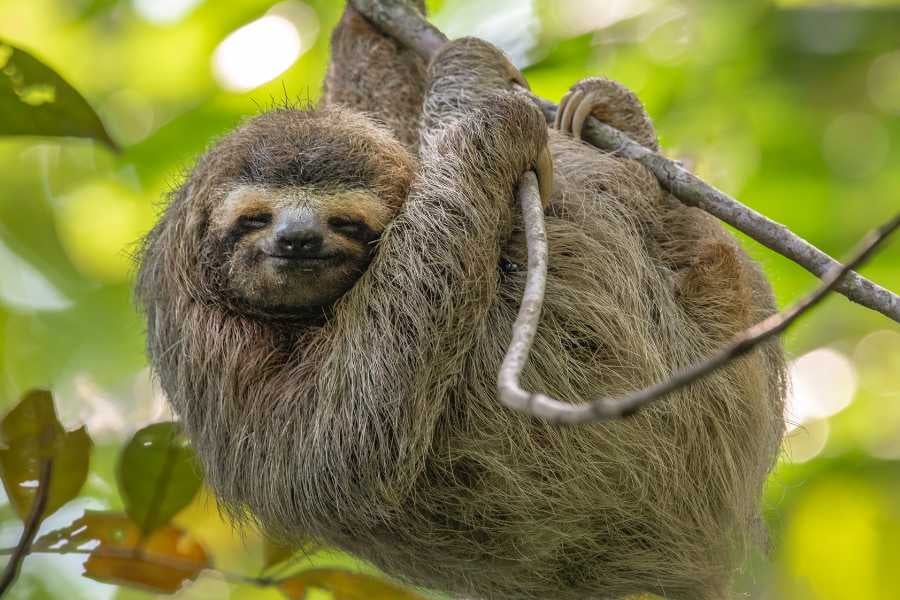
535, 145, 554, 210
559, 89, 583, 136
554, 91, 570, 130
571, 90, 599, 141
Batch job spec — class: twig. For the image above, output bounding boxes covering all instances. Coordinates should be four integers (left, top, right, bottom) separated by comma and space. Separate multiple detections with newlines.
499, 212, 900, 424
350, 0, 900, 323
0, 460, 52, 596
496, 171, 548, 416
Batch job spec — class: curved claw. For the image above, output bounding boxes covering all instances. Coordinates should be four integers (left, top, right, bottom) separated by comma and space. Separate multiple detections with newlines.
556, 89, 584, 136
534, 145, 554, 210
554, 90, 571, 130
552, 77, 659, 149
571, 90, 600, 141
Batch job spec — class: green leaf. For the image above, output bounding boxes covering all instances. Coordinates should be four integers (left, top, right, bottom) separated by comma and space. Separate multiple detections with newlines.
0, 40, 117, 150
0, 389, 93, 521
116, 422, 202, 534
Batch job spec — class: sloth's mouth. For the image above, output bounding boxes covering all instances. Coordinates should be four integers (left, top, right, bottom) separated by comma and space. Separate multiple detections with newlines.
265, 252, 343, 271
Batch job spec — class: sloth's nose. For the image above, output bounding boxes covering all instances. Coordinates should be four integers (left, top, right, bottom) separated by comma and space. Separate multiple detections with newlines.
273, 221, 324, 257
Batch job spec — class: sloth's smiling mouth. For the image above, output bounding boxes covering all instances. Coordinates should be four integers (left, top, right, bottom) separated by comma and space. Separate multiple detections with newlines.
265, 252, 343, 271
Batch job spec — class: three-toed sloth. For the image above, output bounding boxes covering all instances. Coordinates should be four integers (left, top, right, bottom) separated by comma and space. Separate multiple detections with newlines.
136, 4, 785, 599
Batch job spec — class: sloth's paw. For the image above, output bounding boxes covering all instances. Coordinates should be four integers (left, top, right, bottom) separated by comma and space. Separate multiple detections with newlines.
554, 77, 658, 151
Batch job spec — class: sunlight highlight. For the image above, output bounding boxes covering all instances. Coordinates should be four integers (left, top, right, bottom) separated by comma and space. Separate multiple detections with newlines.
212, 15, 302, 92
132, 0, 202, 24
0, 237, 71, 312
785, 347, 858, 432
783, 419, 830, 463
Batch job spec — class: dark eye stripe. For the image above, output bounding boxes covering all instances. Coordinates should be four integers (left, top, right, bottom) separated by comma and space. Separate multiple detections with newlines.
328, 216, 376, 241
239, 213, 272, 229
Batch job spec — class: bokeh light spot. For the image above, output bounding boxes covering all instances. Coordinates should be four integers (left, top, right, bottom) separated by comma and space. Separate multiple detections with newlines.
212, 15, 303, 92
132, 0, 202, 24
56, 180, 153, 283
785, 347, 857, 431
0, 238, 71, 312
868, 50, 900, 115
783, 419, 830, 463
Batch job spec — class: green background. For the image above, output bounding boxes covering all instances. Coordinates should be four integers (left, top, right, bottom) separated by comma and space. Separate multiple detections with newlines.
0, 0, 898, 598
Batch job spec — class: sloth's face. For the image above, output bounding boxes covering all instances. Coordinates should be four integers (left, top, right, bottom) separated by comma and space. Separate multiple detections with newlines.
210, 185, 396, 311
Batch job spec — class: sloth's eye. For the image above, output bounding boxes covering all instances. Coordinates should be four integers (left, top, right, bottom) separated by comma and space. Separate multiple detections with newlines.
239, 213, 272, 229
328, 216, 366, 237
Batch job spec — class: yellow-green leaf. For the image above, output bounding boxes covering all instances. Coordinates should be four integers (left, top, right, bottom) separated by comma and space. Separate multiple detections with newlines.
0, 389, 92, 520
34, 511, 208, 594
116, 421, 202, 534
279, 568, 427, 600
0, 40, 117, 149
263, 536, 323, 572
264, 539, 298, 570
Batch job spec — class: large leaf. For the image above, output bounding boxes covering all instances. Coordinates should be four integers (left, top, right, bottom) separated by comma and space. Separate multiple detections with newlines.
0, 389, 92, 520
279, 568, 428, 600
33, 511, 208, 594
0, 40, 117, 149
116, 421, 203, 534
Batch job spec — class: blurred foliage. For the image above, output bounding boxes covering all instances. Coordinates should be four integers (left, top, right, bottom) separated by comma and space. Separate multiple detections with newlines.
0, 41, 116, 149
0, 389, 90, 520
34, 511, 209, 593
0, 0, 897, 599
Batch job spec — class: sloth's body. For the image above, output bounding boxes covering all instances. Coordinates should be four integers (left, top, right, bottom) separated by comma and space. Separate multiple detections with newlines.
136, 5, 785, 600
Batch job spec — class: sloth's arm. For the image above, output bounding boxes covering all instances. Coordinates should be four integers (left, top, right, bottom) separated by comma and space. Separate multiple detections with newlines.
323, 2, 427, 151
319, 94, 547, 470
421, 37, 529, 134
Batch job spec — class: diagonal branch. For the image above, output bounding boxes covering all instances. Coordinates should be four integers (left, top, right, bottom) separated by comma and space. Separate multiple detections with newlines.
536, 101, 900, 323
349, 0, 900, 323
0, 459, 53, 595
499, 208, 899, 424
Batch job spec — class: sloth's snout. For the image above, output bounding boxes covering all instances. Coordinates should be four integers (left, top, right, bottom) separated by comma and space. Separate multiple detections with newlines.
272, 213, 325, 259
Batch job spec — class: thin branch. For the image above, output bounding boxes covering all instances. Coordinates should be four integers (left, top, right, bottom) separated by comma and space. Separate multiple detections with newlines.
0, 460, 52, 595
350, 0, 900, 323
497, 171, 547, 416
500, 212, 900, 425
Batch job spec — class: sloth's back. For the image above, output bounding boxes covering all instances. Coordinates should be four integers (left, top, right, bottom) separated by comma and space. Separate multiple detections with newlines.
364, 133, 786, 600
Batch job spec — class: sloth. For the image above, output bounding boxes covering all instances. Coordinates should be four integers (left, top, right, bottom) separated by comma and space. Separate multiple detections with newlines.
136, 4, 786, 600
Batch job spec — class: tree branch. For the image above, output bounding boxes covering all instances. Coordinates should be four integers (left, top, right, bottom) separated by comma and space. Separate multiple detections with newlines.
500, 210, 899, 424
350, 0, 446, 58
535, 99, 900, 323
349, 0, 900, 323
0, 459, 52, 595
